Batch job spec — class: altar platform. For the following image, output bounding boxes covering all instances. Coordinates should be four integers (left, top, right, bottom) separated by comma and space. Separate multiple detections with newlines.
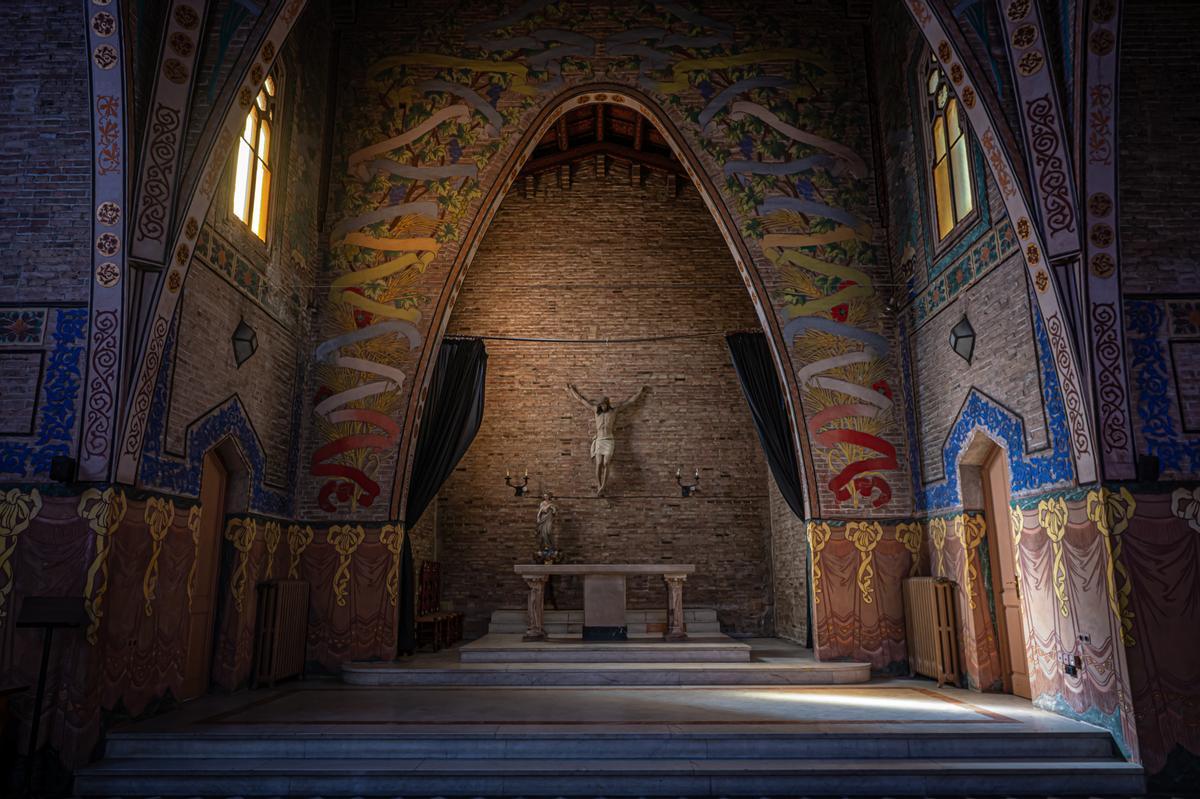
344, 637, 865, 686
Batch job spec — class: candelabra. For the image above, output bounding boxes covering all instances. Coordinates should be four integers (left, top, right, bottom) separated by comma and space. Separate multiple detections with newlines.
675, 466, 700, 497
505, 468, 530, 496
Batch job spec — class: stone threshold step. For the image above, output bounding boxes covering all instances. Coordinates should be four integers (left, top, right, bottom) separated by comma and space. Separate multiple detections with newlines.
105, 730, 1117, 761
74, 757, 1144, 797
342, 662, 864, 685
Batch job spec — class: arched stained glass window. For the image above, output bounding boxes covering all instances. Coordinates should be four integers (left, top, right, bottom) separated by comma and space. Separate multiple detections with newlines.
232, 75, 276, 240
926, 55, 973, 241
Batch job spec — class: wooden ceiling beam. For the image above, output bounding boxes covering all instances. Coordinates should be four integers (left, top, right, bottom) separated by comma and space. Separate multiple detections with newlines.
518, 140, 686, 177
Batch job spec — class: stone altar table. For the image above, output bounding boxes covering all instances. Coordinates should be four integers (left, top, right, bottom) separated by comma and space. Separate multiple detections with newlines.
514, 564, 695, 642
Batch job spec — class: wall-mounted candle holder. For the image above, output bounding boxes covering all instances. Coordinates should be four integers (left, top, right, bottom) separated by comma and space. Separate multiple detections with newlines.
505, 468, 530, 496
675, 466, 700, 497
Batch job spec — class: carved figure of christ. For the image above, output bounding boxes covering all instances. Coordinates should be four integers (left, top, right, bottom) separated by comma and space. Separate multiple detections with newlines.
566, 383, 647, 495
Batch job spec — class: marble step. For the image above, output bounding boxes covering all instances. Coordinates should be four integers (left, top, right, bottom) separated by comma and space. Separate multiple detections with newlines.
75, 755, 1144, 796
103, 729, 1119, 761
341, 659, 872, 685
458, 634, 751, 663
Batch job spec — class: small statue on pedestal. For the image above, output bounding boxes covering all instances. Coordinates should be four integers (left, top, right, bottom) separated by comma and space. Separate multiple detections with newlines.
534, 491, 559, 564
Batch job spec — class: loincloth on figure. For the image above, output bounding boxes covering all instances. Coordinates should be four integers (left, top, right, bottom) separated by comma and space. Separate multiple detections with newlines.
590, 436, 615, 459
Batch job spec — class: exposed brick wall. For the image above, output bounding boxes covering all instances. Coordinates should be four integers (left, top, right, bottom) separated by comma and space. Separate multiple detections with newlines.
911, 255, 1047, 484
0, 1, 91, 304
0, 352, 42, 436
168, 262, 298, 485
768, 472, 808, 643
1119, 1, 1200, 293
437, 159, 776, 636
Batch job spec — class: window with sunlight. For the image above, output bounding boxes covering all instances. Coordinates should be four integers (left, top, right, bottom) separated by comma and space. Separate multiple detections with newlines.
926, 54, 973, 241
232, 76, 276, 240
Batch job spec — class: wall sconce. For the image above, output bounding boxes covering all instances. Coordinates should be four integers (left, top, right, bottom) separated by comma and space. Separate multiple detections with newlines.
231, 319, 258, 368
676, 466, 700, 497
505, 468, 530, 496
949, 315, 976, 364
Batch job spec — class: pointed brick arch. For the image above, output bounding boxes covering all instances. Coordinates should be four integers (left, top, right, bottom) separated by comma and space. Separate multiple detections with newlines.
390, 83, 819, 521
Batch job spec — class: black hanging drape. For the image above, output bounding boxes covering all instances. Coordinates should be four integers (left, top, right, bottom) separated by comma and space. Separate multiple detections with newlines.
397, 337, 487, 655
727, 332, 805, 518
726, 331, 812, 647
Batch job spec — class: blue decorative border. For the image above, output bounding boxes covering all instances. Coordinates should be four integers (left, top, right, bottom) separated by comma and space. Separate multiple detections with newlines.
919, 298, 1075, 511
139, 319, 291, 516
0, 308, 87, 479
1126, 299, 1200, 474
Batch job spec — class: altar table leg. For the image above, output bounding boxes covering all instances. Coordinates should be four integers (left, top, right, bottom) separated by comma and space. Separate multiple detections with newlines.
523, 575, 548, 641
663, 573, 688, 641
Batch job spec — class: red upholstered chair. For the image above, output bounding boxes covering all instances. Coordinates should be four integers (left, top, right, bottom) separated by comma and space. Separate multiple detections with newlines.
414, 561, 463, 650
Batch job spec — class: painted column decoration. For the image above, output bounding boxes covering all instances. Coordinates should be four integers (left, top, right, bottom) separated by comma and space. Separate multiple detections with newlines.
80, 0, 128, 481
996, 0, 1081, 259
116, 0, 309, 485
903, 0, 1098, 485
129, 0, 211, 264
1080, 0, 1136, 479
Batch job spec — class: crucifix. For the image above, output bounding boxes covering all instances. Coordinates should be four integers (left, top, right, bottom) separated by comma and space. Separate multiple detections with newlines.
566, 383, 647, 495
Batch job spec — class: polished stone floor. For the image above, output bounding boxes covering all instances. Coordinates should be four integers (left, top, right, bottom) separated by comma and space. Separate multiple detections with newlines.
117, 676, 1096, 735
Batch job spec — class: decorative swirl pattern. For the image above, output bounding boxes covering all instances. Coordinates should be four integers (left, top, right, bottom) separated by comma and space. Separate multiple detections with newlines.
957, 513, 986, 610
929, 516, 948, 577
135, 104, 181, 244
224, 518, 257, 614
263, 521, 282, 579
186, 504, 201, 612
380, 524, 404, 606
123, 316, 169, 458
80, 487, 127, 643
1037, 496, 1070, 618
287, 524, 313, 579
846, 521, 883, 604
142, 497, 176, 616
807, 522, 832, 605
1044, 313, 1091, 457
1087, 487, 1136, 646
0, 488, 43, 621
1091, 303, 1130, 454
84, 309, 119, 460
895, 521, 923, 577
1024, 95, 1075, 236
327, 525, 365, 607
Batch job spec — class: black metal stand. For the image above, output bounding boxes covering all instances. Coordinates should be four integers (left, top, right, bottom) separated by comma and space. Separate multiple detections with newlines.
16, 596, 87, 796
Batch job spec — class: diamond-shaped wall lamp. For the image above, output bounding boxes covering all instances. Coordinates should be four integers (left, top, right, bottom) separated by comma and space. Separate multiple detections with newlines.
949, 315, 976, 364
232, 319, 258, 368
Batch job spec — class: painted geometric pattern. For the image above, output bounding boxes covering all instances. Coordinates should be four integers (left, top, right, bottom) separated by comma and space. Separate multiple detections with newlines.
0, 309, 88, 478
0, 309, 47, 346
139, 319, 291, 516
1126, 299, 1200, 474
919, 299, 1074, 511
194, 225, 305, 324
912, 217, 1018, 327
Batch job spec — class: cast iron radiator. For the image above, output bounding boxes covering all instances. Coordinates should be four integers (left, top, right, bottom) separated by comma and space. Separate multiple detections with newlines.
253, 579, 310, 688
902, 577, 960, 687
